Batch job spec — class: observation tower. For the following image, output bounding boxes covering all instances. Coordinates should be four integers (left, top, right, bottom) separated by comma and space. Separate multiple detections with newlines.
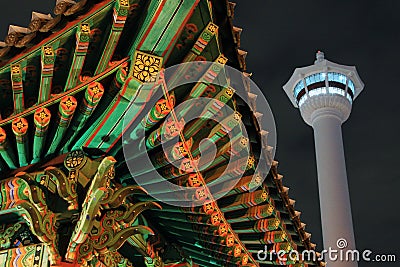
283, 51, 364, 266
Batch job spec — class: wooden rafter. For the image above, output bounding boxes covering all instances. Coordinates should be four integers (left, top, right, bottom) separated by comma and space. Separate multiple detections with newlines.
64, 23, 91, 91
94, 0, 130, 75
38, 45, 55, 103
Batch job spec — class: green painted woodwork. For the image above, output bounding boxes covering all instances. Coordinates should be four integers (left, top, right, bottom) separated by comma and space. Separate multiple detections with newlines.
129, 0, 199, 57
62, 82, 105, 152
0, 57, 125, 128
11, 118, 29, 167
0, 177, 58, 264
32, 108, 51, 164
64, 23, 91, 91
22, 51, 41, 109
129, 0, 165, 51
66, 157, 116, 261
185, 22, 218, 62
94, 0, 131, 75
165, 0, 214, 66
145, 89, 236, 151
38, 46, 55, 103
128, 92, 175, 142
71, 77, 156, 152
10, 64, 24, 113
46, 95, 77, 156
0, 244, 49, 267
0, 127, 17, 169
152, 0, 200, 57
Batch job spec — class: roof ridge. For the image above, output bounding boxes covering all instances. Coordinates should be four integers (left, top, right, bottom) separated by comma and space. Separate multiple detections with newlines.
0, 0, 94, 61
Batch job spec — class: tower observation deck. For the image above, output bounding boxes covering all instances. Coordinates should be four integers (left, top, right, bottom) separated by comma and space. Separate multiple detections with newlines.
283, 51, 364, 267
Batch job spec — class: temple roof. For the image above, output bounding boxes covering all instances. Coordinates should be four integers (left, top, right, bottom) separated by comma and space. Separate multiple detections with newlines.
0, 1, 323, 266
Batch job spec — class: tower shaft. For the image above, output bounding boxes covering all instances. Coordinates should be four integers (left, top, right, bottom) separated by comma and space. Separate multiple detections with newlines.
312, 110, 357, 267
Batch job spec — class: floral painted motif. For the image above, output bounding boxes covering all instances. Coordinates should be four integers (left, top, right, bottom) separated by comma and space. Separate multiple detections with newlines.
132, 51, 162, 83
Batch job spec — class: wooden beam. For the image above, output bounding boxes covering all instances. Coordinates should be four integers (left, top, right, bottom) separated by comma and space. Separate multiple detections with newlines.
73, 51, 162, 153
32, 108, 51, 164
0, 127, 17, 169
187, 54, 228, 98
11, 64, 25, 114
94, 0, 129, 75
183, 22, 218, 62
46, 95, 77, 156
0, 58, 127, 127
64, 23, 90, 91
62, 82, 104, 152
166, 53, 228, 98
11, 117, 29, 167
38, 45, 55, 103
129, 0, 200, 57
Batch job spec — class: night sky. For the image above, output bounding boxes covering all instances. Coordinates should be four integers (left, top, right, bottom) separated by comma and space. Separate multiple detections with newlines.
1, 1, 399, 265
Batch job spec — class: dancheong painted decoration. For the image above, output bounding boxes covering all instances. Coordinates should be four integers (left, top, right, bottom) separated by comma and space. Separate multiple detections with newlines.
0, 0, 323, 266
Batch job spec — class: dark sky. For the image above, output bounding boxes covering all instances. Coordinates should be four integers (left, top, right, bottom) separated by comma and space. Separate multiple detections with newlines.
1, 1, 399, 265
